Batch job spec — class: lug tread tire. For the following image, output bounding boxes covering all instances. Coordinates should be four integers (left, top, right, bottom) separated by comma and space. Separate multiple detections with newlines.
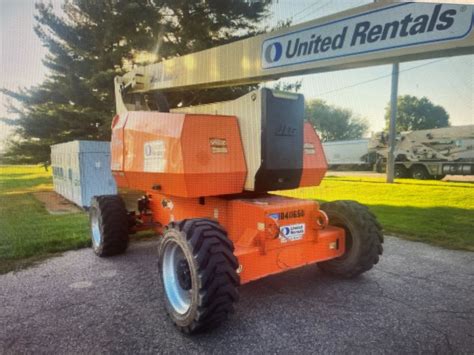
90, 195, 129, 257
410, 165, 430, 180
159, 218, 239, 334
318, 200, 383, 278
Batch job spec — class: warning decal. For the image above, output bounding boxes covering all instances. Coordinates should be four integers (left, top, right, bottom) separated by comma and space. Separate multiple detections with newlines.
304, 143, 316, 155
144, 140, 166, 172
209, 138, 228, 154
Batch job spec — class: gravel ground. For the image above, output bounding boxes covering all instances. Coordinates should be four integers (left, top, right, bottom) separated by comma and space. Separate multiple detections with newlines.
1, 236, 473, 354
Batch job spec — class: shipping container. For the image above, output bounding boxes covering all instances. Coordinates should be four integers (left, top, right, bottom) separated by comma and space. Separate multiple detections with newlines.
50, 141, 117, 208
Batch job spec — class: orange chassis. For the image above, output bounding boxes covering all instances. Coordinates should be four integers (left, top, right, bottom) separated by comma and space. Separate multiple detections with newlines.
113, 111, 346, 285
132, 192, 345, 285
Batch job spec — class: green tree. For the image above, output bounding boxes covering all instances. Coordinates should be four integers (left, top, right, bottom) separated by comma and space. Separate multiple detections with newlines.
305, 99, 368, 142
385, 95, 450, 131
1, 0, 271, 164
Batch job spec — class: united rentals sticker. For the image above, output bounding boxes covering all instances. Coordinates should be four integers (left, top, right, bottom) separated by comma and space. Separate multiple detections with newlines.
279, 223, 305, 243
144, 140, 166, 172
262, 3, 473, 69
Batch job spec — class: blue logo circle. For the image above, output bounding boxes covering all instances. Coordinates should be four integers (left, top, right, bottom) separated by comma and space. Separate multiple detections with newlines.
265, 42, 283, 63
282, 226, 290, 236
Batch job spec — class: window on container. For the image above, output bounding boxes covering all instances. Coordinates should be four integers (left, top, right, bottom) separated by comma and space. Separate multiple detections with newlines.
68, 168, 73, 180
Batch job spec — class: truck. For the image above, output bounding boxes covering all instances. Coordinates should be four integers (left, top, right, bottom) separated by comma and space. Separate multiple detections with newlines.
322, 125, 474, 180
370, 125, 474, 179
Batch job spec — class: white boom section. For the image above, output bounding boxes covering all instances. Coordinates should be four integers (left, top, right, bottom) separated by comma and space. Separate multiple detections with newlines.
117, 0, 474, 105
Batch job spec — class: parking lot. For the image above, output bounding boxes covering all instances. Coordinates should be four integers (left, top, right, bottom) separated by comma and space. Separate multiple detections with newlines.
1, 236, 473, 353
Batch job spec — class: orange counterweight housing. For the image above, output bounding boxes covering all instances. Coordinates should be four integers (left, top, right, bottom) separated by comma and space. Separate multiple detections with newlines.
111, 112, 247, 197
147, 192, 345, 284
300, 122, 328, 187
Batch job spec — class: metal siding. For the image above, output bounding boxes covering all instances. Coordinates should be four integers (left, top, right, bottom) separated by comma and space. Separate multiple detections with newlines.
72, 152, 82, 207
80, 152, 117, 207
50, 140, 117, 208
78, 140, 112, 153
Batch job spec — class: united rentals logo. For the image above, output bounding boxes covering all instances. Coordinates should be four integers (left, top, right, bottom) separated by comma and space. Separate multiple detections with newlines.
261, 3, 473, 69
264, 42, 283, 63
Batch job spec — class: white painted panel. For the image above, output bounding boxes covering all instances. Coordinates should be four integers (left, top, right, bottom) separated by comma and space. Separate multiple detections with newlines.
323, 139, 370, 165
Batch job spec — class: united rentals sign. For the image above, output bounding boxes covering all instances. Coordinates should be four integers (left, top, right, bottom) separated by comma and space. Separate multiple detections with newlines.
120, 1, 474, 95
262, 3, 473, 69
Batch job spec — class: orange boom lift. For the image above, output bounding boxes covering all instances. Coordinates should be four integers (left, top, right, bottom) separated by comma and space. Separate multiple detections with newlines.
90, 91, 383, 333
88, 1, 474, 334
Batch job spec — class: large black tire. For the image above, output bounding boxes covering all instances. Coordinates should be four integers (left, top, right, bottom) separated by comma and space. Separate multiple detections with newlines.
158, 219, 239, 334
394, 164, 409, 178
410, 165, 430, 180
89, 195, 129, 257
318, 201, 383, 278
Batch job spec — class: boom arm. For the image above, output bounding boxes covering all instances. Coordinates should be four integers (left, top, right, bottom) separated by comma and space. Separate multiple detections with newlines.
115, 0, 474, 113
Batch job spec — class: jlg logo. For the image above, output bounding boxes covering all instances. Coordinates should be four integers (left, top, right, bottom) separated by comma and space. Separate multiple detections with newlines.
275, 124, 296, 136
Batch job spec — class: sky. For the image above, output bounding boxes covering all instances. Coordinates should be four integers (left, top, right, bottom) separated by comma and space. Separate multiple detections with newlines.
1, 0, 473, 150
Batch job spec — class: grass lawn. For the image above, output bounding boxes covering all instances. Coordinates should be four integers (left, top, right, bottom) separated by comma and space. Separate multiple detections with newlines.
0, 165, 89, 273
1, 165, 473, 274
279, 175, 474, 251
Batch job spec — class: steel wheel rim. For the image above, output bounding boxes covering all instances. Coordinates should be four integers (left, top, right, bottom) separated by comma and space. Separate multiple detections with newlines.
162, 241, 192, 314
91, 212, 101, 247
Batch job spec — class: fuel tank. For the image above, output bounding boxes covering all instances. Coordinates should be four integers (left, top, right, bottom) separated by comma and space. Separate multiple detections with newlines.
110, 111, 247, 197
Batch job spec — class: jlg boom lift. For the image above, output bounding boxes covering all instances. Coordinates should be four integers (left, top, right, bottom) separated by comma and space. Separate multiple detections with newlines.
89, 1, 474, 333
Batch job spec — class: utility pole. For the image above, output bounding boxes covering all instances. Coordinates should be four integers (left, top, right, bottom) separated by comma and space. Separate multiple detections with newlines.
386, 62, 399, 183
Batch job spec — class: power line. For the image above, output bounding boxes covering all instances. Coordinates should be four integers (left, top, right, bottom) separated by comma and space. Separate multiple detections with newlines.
266, 1, 325, 33
294, 0, 369, 24
290, 1, 324, 20
317, 58, 447, 96
294, 0, 332, 22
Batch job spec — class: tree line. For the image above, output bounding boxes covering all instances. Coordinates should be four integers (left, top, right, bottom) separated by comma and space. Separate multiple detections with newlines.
305, 94, 450, 143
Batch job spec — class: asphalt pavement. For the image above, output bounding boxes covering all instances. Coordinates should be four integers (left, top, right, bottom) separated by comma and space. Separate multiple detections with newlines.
1, 236, 473, 354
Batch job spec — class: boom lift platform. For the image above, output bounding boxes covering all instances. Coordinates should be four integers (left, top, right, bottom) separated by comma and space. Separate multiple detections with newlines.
89, 1, 474, 333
